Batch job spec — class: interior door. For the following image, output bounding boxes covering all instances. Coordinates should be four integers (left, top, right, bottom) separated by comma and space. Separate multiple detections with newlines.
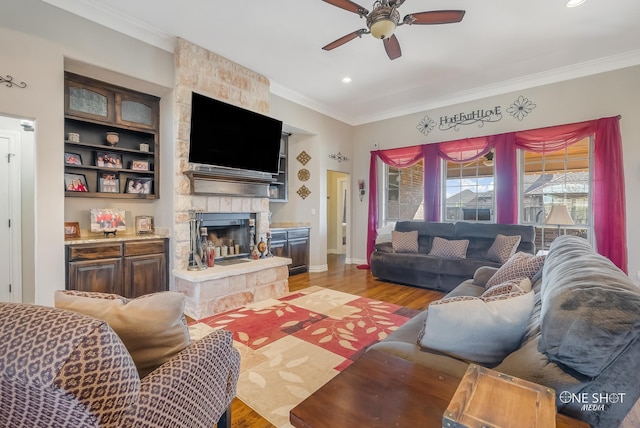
0, 130, 18, 302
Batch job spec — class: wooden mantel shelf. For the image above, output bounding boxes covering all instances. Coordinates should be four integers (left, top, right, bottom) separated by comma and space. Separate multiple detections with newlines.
184, 168, 272, 197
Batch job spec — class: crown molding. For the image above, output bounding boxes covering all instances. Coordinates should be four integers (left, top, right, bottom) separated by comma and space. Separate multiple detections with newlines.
42, 0, 176, 52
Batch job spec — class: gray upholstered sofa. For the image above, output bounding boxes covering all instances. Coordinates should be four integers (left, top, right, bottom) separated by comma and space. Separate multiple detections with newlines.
369, 235, 640, 427
370, 221, 536, 292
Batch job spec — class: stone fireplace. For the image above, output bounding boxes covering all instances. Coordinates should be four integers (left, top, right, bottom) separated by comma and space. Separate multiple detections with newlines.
171, 39, 289, 319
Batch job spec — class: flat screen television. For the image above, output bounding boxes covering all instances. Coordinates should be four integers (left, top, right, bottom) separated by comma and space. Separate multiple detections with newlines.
189, 92, 283, 174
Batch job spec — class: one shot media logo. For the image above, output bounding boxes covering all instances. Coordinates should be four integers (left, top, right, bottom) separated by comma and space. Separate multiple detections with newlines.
559, 391, 627, 411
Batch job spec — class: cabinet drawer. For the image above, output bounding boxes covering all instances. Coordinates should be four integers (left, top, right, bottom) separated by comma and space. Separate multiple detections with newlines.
124, 239, 166, 256
69, 243, 122, 261
287, 228, 309, 239
270, 231, 287, 242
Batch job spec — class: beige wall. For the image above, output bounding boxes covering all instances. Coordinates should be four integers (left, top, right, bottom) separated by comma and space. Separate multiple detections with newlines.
351, 65, 640, 283
269, 95, 354, 269
0, 0, 174, 305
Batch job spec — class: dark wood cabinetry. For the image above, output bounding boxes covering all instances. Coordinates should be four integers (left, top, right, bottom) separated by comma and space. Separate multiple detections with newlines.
269, 134, 288, 202
270, 227, 309, 275
64, 73, 160, 199
66, 238, 168, 298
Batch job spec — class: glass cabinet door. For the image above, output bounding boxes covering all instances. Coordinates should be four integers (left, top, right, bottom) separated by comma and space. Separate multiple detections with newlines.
65, 81, 115, 123
116, 92, 158, 130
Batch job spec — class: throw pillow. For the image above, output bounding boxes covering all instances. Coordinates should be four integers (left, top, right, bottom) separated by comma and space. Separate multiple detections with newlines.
417, 290, 534, 365
487, 234, 522, 263
391, 230, 419, 253
55, 290, 191, 378
485, 252, 545, 289
481, 278, 532, 298
428, 236, 469, 259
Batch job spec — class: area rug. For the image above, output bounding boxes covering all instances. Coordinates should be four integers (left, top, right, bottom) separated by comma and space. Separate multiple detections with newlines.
189, 286, 419, 428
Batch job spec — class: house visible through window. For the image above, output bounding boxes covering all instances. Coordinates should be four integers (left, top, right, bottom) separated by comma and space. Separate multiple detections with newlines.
520, 137, 591, 250
385, 160, 424, 221
444, 154, 495, 222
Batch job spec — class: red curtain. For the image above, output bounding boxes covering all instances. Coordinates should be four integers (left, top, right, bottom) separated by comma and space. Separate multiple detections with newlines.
363, 116, 627, 272
363, 146, 424, 266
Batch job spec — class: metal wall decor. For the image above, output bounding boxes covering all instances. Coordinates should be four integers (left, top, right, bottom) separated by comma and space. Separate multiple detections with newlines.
439, 106, 503, 131
297, 168, 310, 181
296, 150, 311, 165
297, 185, 311, 199
328, 152, 350, 162
417, 115, 436, 135
507, 96, 537, 121
1, 74, 27, 89
416, 95, 537, 135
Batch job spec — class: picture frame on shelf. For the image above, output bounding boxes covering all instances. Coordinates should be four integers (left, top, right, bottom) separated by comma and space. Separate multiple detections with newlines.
126, 177, 152, 194
64, 222, 81, 240
96, 151, 123, 169
64, 173, 89, 192
135, 215, 154, 235
64, 152, 82, 166
131, 160, 150, 171
90, 208, 126, 233
98, 172, 120, 193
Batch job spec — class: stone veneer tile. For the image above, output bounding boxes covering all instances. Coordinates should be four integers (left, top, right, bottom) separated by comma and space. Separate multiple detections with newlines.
199, 277, 231, 300
228, 274, 248, 293
207, 197, 221, 212
212, 291, 255, 315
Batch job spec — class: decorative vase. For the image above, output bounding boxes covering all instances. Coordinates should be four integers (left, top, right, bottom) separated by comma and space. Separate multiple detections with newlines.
106, 132, 119, 146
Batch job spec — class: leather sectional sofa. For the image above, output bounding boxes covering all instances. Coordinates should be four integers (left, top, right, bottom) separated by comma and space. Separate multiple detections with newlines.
370, 221, 536, 292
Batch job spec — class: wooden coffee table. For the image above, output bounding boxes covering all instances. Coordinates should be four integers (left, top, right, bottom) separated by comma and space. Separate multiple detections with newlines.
290, 349, 589, 428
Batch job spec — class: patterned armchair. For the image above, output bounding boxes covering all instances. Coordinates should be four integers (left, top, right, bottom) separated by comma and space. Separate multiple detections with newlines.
0, 302, 240, 428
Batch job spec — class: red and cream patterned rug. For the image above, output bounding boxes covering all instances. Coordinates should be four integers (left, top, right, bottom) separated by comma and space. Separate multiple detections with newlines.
189, 286, 418, 428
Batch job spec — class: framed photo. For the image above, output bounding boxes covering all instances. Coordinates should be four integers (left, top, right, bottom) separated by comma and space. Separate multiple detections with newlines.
90, 208, 126, 232
98, 172, 120, 193
126, 177, 152, 194
135, 215, 154, 235
131, 160, 150, 171
64, 152, 82, 165
64, 173, 89, 192
96, 151, 123, 169
64, 222, 81, 240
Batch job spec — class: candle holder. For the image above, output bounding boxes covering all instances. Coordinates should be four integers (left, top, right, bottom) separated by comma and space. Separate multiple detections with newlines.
187, 210, 206, 271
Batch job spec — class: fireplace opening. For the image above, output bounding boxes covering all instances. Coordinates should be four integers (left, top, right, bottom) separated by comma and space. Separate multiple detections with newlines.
200, 212, 256, 260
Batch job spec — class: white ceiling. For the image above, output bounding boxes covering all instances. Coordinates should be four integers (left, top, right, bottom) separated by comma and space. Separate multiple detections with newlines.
44, 0, 640, 125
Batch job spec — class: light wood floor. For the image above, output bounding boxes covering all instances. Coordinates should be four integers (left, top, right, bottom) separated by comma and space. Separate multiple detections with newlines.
227, 254, 444, 428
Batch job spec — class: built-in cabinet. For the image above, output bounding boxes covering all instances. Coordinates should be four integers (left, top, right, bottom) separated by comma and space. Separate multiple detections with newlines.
64, 72, 160, 199
269, 133, 288, 202
66, 238, 168, 298
270, 227, 310, 275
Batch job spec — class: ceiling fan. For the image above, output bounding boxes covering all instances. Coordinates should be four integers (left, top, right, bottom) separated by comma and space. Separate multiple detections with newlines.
321, 0, 465, 60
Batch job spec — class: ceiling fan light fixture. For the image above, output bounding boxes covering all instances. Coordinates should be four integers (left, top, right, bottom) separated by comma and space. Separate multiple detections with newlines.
370, 17, 396, 39
366, 4, 400, 39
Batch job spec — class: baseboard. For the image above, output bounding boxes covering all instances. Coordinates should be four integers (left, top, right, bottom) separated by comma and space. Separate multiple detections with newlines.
308, 264, 328, 273
327, 249, 342, 255
346, 258, 367, 265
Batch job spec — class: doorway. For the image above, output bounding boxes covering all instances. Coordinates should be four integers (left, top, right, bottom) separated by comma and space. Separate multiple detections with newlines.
0, 117, 24, 303
326, 171, 350, 257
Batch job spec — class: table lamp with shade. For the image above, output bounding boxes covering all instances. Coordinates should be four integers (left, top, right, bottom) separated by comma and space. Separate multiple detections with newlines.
545, 205, 574, 238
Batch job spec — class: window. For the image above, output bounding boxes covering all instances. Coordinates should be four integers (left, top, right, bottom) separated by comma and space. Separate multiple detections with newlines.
520, 137, 591, 250
385, 160, 424, 221
444, 155, 495, 222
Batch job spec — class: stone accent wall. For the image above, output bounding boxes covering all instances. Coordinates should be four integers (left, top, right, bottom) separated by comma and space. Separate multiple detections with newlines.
173, 38, 272, 270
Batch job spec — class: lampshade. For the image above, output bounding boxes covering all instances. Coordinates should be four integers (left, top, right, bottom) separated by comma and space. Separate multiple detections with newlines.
370, 18, 396, 39
545, 205, 574, 225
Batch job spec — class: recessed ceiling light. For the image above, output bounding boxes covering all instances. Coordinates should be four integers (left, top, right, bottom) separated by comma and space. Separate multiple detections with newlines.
566, 0, 586, 7
341, 77, 352, 84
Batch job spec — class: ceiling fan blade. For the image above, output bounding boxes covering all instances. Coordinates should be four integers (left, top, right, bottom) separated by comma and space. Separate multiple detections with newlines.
321, 0, 369, 16
403, 10, 466, 25
383, 34, 402, 60
322, 29, 367, 51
